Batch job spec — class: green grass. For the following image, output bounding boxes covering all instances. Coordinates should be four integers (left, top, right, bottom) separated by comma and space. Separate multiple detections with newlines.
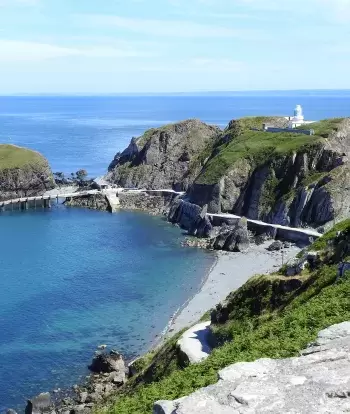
296, 117, 344, 137
310, 218, 350, 251
196, 117, 345, 185
0, 144, 47, 171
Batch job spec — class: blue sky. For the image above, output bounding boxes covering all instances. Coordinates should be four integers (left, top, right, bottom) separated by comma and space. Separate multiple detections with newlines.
0, 0, 349, 93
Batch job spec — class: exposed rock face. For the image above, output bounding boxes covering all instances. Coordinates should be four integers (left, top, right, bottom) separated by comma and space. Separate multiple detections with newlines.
119, 191, 177, 215
0, 145, 55, 201
168, 199, 213, 238
188, 118, 350, 228
106, 119, 220, 191
154, 321, 350, 413
65, 194, 109, 211
212, 218, 250, 252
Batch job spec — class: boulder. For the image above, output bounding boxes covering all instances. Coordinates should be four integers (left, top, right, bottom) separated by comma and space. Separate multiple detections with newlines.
25, 393, 52, 414
267, 240, 284, 251
88, 350, 127, 375
212, 218, 250, 252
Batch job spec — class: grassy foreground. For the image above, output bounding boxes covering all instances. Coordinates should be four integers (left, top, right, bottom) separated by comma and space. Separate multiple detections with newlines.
97, 220, 350, 414
0, 144, 47, 171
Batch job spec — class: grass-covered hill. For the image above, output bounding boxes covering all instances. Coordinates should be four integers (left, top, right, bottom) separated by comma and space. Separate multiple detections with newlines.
188, 117, 350, 228
97, 219, 350, 414
0, 144, 55, 201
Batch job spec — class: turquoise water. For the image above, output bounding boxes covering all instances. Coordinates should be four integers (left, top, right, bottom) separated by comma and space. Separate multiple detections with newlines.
0, 92, 349, 411
0, 205, 214, 412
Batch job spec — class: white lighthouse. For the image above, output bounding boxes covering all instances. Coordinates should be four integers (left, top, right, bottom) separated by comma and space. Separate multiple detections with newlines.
287, 104, 314, 129
293, 105, 304, 122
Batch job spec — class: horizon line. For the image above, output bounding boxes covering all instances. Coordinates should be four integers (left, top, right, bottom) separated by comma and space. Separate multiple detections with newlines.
1, 88, 350, 97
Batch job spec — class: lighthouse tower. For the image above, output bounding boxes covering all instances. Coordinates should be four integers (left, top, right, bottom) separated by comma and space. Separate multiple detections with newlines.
288, 104, 305, 128
293, 105, 304, 122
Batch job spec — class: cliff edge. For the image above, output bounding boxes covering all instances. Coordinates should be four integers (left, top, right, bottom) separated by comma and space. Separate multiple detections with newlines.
106, 119, 220, 191
0, 144, 55, 201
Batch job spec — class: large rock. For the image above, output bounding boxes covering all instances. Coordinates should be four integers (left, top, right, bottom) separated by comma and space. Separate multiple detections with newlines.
106, 119, 220, 191
25, 392, 52, 414
212, 218, 250, 252
88, 350, 127, 377
0, 145, 55, 201
154, 321, 350, 413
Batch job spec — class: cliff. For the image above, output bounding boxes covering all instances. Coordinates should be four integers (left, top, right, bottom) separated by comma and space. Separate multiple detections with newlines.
106, 119, 220, 191
0, 144, 55, 201
107, 116, 350, 229
188, 117, 350, 228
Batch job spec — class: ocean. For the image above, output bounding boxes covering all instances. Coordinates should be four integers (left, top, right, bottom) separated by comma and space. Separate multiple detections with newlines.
0, 92, 349, 412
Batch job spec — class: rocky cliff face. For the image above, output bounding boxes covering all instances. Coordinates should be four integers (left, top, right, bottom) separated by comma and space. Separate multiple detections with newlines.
189, 117, 350, 228
106, 119, 220, 191
0, 145, 55, 201
106, 117, 350, 230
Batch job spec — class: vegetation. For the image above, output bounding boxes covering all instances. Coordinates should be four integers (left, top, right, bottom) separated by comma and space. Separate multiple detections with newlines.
309, 218, 350, 251
0, 144, 47, 171
196, 117, 345, 185
98, 220, 350, 414
54, 169, 90, 187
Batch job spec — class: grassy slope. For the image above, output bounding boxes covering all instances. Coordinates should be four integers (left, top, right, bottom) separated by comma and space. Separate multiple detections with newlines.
196, 118, 344, 185
0, 144, 47, 171
99, 220, 350, 414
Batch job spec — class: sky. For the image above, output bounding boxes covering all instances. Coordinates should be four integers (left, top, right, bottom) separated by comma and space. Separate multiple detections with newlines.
0, 0, 349, 93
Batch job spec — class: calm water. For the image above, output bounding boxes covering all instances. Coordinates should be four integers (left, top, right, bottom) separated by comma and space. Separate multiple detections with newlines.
0, 92, 350, 177
0, 92, 349, 412
0, 206, 214, 412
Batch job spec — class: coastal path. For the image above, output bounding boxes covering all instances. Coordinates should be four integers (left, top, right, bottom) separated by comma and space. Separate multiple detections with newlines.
0, 190, 99, 211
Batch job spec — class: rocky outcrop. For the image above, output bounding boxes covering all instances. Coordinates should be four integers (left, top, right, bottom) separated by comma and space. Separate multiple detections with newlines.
89, 350, 127, 377
106, 119, 220, 191
105, 117, 350, 230
177, 322, 212, 366
188, 118, 350, 229
65, 193, 109, 211
119, 191, 177, 215
25, 393, 52, 414
154, 321, 350, 413
168, 199, 213, 238
211, 218, 250, 252
0, 145, 55, 201
24, 351, 128, 414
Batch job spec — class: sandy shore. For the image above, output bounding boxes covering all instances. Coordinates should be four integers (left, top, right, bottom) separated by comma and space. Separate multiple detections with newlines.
168, 242, 300, 334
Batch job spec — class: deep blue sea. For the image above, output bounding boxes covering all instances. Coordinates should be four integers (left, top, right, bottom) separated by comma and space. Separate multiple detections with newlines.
0, 92, 349, 412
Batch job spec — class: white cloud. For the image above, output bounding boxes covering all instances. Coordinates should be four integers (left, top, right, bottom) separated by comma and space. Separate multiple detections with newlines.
0, 39, 153, 62
77, 14, 258, 39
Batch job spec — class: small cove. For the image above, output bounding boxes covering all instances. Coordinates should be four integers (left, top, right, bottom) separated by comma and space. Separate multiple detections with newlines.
0, 205, 215, 412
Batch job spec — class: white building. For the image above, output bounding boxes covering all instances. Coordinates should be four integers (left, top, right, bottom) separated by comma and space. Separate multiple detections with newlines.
286, 105, 315, 129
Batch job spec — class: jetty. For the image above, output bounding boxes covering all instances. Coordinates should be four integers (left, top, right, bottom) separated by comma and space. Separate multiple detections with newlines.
0, 189, 99, 211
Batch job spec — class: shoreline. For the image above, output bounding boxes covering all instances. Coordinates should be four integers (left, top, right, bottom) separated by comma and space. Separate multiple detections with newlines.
165, 241, 301, 336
